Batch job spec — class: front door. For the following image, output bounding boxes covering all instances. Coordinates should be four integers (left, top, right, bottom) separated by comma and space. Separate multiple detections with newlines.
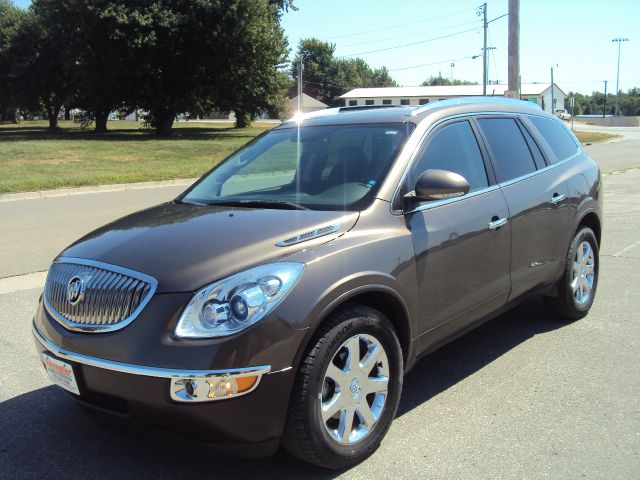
403, 120, 511, 340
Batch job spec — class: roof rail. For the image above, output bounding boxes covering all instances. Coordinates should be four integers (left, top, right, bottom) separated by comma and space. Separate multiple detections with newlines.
410, 96, 542, 117
338, 104, 407, 112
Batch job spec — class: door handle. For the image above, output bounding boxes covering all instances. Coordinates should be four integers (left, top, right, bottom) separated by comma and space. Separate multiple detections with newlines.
550, 193, 566, 205
488, 217, 508, 230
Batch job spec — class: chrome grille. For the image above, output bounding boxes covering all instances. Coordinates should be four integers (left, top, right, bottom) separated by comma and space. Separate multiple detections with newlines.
44, 258, 157, 333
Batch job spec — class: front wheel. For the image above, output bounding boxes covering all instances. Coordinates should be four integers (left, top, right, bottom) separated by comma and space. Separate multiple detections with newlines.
544, 227, 599, 320
282, 304, 403, 469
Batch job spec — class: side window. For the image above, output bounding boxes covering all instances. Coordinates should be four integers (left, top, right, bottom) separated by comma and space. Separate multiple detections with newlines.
477, 118, 536, 183
528, 116, 579, 164
409, 121, 489, 193
519, 122, 547, 169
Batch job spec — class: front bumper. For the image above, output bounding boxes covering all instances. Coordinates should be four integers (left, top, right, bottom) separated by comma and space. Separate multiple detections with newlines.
33, 323, 295, 453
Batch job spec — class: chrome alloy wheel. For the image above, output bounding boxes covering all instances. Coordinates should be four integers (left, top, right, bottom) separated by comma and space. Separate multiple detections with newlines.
572, 240, 596, 305
320, 333, 389, 445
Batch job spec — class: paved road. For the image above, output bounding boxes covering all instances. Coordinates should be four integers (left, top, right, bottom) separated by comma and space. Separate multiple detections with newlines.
576, 124, 640, 174
1, 135, 639, 479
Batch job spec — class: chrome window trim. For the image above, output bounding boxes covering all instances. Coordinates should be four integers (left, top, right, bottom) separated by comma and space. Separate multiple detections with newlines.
44, 257, 158, 333
391, 111, 579, 215
33, 322, 271, 380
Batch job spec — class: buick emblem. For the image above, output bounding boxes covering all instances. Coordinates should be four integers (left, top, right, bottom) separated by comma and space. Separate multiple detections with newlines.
66, 276, 85, 305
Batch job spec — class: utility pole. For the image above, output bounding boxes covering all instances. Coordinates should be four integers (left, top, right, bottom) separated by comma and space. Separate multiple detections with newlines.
482, 3, 487, 95
612, 37, 629, 115
297, 58, 303, 113
450, 63, 455, 81
603, 80, 608, 118
507, 0, 520, 99
550, 67, 554, 115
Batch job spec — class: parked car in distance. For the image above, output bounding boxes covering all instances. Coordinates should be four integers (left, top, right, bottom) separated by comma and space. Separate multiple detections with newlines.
556, 110, 572, 120
33, 98, 602, 469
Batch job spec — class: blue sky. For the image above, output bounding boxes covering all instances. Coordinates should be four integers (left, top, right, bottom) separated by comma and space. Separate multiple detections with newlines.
13, 0, 640, 95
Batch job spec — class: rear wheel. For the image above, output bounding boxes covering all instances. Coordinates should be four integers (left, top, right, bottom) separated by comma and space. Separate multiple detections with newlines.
544, 227, 599, 320
282, 304, 402, 469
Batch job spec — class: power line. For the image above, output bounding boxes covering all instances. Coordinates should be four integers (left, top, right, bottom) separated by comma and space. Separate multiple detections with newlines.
323, 7, 473, 40
340, 26, 482, 58
388, 55, 477, 72
340, 19, 482, 48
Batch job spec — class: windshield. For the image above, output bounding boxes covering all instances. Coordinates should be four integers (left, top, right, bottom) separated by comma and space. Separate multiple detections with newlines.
181, 122, 413, 211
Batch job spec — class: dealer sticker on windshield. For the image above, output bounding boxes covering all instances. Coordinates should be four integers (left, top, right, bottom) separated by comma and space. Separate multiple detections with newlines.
42, 353, 80, 395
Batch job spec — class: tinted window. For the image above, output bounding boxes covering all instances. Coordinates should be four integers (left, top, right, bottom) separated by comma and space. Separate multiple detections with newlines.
528, 116, 579, 163
478, 118, 536, 182
519, 123, 547, 169
400, 99, 410, 105
419, 99, 429, 105
410, 121, 488, 192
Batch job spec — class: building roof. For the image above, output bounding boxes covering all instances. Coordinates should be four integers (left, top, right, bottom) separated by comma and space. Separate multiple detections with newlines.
289, 93, 329, 109
340, 83, 565, 99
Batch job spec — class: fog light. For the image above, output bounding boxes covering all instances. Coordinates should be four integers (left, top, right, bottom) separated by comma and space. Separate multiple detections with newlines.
170, 370, 267, 403
184, 379, 197, 398
206, 377, 238, 399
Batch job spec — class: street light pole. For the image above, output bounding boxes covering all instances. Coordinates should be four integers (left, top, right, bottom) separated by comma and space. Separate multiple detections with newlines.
612, 37, 628, 116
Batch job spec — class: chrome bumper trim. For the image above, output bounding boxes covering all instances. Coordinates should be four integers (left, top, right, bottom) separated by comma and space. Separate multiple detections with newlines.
32, 322, 271, 380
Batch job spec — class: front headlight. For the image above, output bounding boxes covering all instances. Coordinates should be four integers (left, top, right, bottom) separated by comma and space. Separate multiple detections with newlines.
175, 263, 305, 338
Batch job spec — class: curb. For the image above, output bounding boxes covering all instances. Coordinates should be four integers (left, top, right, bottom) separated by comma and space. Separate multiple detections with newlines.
0, 178, 197, 203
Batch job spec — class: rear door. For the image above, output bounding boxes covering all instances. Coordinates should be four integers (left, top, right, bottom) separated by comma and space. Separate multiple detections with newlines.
475, 116, 571, 300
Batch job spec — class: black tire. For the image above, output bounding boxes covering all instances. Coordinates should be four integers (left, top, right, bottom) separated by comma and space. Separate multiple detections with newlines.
544, 227, 599, 320
282, 303, 403, 469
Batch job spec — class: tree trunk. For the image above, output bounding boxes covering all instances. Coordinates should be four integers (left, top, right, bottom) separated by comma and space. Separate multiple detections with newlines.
94, 110, 109, 133
46, 102, 61, 130
155, 112, 175, 135
64, 105, 71, 121
11, 108, 20, 124
234, 110, 249, 128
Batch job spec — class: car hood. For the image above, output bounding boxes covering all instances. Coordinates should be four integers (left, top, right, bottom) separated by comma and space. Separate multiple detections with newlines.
60, 203, 359, 293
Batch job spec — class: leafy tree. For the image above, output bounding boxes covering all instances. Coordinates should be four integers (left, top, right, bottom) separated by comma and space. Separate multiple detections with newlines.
420, 75, 476, 86
291, 38, 397, 107
207, 0, 290, 128
13, 0, 84, 129
118, 0, 290, 133
0, 0, 32, 122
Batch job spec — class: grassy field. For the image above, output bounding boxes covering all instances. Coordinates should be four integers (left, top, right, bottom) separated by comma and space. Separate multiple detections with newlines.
0, 120, 273, 193
573, 130, 621, 144
0, 120, 621, 194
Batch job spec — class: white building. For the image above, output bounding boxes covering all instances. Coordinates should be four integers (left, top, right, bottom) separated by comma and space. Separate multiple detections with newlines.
340, 83, 567, 114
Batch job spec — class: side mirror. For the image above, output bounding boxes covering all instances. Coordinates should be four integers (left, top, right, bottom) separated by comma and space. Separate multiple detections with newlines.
411, 169, 470, 201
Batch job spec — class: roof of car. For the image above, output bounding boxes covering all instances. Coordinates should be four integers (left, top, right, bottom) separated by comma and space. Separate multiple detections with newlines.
277, 97, 550, 128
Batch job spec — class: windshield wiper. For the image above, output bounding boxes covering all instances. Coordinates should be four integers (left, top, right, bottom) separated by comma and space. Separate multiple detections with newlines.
204, 199, 309, 210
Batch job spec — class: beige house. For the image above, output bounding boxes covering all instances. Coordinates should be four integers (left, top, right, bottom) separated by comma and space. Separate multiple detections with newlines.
288, 93, 329, 115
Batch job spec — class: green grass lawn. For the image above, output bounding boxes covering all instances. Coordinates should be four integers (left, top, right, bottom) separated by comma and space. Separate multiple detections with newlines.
573, 130, 621, 144
0, 120, 274, 193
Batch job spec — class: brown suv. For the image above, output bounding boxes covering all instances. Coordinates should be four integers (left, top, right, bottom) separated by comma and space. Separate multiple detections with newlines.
33, 98, 601, 468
